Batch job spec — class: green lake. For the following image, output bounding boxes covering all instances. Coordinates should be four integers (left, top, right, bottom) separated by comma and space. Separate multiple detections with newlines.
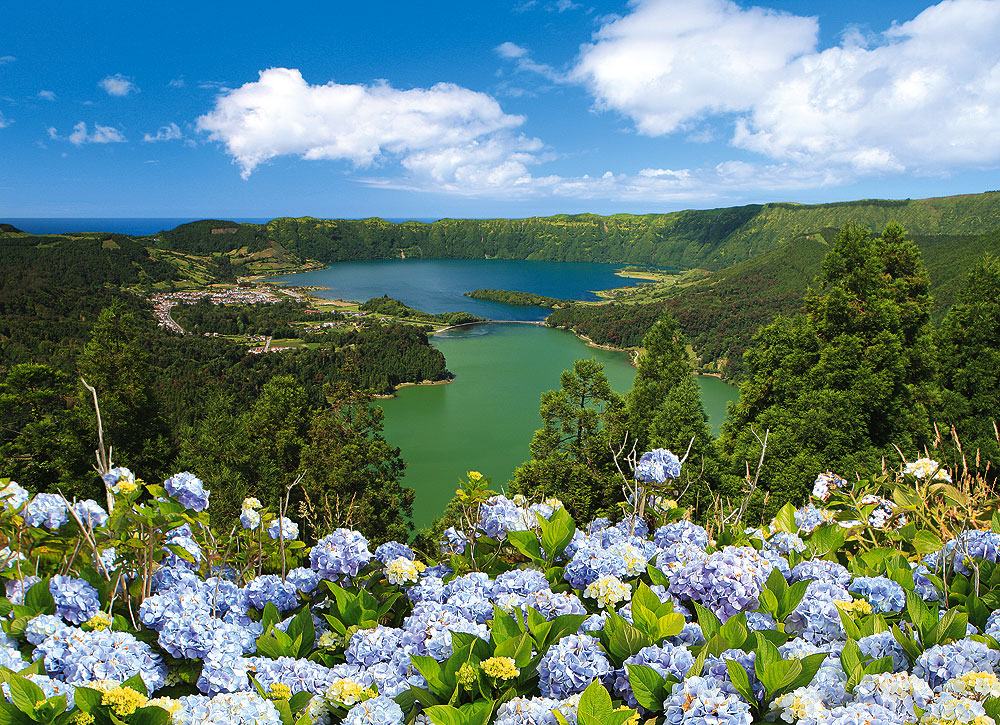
379, 323, 738, 528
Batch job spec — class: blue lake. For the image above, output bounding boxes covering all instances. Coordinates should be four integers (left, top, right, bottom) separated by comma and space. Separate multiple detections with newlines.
268, 258, 649, 320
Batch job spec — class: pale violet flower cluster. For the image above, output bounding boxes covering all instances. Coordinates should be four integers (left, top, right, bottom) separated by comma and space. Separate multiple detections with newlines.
163, 471, 210, 512
267, 516, 298, 541
812, 471, 849, 501
913, 639, 1000, 690
794, 502, 836, 533
784, 580, 851, 645
310, 529, 372, 579
653, 520, 709, 549
664, 676, 752, 725
853, 672, 933, 719
344, 695, 404, 725
439, 527, 469, 556
668, 546, 786, 620
49, 575, 100, 625
71, 499, 108, 528
171, 692, 282, 725
25, 493, 68, 530
790, 559, 852, 589
477, 495, 531, 540
848, 576, 906, 614
0, 480, 29, 511
614, 643, 695, 709
32, 625, 167, 691
635, 448, 681, 484
537, 634, 612, 698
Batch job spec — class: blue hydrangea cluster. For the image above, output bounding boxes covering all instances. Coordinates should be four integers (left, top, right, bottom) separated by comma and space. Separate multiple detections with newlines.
70, 499, 108, 528
267, 516, 298, 541
163, 471, 210, 511
794, 502, 835, 533
615, 643, 695, 709
25, 493, 68, 529
0, 480, 30, 511
49, 575, 100, 625
346, 626, 404, 667
910, 564, 940, 601
537, 633, 612, 698
310, 529, 373, 579
401, 601, 489, 660
374, 541, 413, 563
848, 576, 906, 614
32, 625, 167, 691
763, 531, 806, 555
285, 566, 321, 594
635, 448, 681, 484
663, 676, 752, 725
171, 692, 282, 725
790, 559, 852, 588
243, 574, 298, 611
477, 495, 531, 539
653, 520, 709, 549
926, 529, 1000, 576
493, 696, 561, 725
245, 656, 335, 695
784, 580, 850, 645
857, 631, 909, 672
344, 696, 404, 725
913, 639, 1000, 690
439, 526, 468, 556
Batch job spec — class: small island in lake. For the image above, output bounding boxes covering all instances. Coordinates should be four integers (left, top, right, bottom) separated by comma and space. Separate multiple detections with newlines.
464, 288, 569, 308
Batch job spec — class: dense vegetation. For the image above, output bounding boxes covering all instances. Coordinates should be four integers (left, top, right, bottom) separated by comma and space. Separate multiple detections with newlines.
171, 299, 345, 338
359, 295, 484, 326
464, 289, 569, 308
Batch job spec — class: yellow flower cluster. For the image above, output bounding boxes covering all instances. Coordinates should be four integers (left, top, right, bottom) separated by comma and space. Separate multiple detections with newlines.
326, 677, 374, 707
146, 697, 182, 716
467, 471, 483, 482
944, 672, 1000, 700
457, 662, 478, 689
85, 610, 113, 630
72, 713, 95, 725
613, 705, 640, 725
318, 631, 339, 648
482, 657, 520, 681
386, 557, 426, 585
835, 599, 873, 616
584, 574, 631, 609
114, 480, 138, 496
268, 683, 292, 700
100, 686, 148, 717
242, 497, 262, 511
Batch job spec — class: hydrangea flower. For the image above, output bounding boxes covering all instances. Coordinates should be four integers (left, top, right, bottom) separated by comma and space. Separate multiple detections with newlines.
374, 541, 414, 563
770, 686, 828, 724
346, 627, 404, 668
942, 671, 1000, 700
50, 575, 101, 624
243, 575, 298, 612
477, 495, 531, 539
919, 692, 991, 724
285, 567, 321, 595
795, 503, 836, 534
764, 531, 806, 555
402, 602, 489, 661
0, 480, 29, 511
34, 626, 167, 692
163, 472, 210, 512
584, 575, 631, 609
267, 517, 298, 541
6, 575, 41, 605
858, 631, 909, 672
439, 527, 469, 556
821, 702, 908, 725
914, 640, 1000, 691
790, 560, 852, 588
668, 546, 785, 621
848, 577, 906, 614
812, 471, 849, 501
537, 634, 612, 698
171, 692, 282, 725
385, 556, 426, 585
615, 643, 695, 709
635, 448, 681, 484
344, 695, 404, 725
784, 581, 850, 645
493, 696, 561, 725
663, 676, 752, 725
904, 458, 952, 482
853, 672, 933, 718
859, 495, 906, 530
25, 493, 68, 529
245, 656, 335, 695
240, 498, 261, 529
311, 529, 372, 579
103, 467, 137, 495
71, 499, 108, 528
654, 520, 710, 549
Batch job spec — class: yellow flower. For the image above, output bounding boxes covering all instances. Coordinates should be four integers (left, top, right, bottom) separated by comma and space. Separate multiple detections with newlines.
146, 697, 181, 716
614, 705, 640, 725
326, 678, 374, 707
100, 686, 148, 717
482, 657, 520, 681
72, 714, 95, 725
457, 662, 478, 690
114, 480, 138, 496
85, 611, 113, 630
385, 556, 426, 585
835, 599, 873, 617
268, 683, 292, 700
467, 471, 483, 482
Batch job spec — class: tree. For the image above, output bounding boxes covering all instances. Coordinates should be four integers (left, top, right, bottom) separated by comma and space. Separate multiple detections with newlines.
0, 363, 91, 496
297, 383, 412, 545
244, 375, 311, 510
935, 255, 1000, 479
76, 303, 174, 481
621, 315, 726, 514
720, 223, 937, 517
510, 358, 624, 523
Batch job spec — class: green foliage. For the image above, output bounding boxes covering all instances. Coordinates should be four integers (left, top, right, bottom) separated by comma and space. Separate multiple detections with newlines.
719, 223, 938, 517
464, 289, 568, 308
359, 295, 483, 326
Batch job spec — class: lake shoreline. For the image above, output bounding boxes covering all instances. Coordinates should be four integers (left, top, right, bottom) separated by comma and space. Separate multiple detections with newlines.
374, 378, 455, 399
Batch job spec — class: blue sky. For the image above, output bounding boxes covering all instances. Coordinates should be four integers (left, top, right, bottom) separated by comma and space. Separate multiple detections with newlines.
2, 0, 1000, 218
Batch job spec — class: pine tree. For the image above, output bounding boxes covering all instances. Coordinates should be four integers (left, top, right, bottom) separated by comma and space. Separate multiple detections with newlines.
720, 223, 936, 517
935, 254, 1000, 479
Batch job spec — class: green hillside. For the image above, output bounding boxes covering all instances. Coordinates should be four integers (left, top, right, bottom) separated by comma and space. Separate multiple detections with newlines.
139, 191, 1000, 273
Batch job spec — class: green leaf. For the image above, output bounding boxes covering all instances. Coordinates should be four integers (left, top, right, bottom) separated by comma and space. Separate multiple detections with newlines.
411, 656, 448, 700
130, 706, 172, 725
424, 704, 465, 725
773, 502, 798, 533
577, 680, 614, 725
693, 602, 721, 641
539, 509, 575, 560
807, 524, 847, 557
626, 664, 667, 713
839, 640, 863, 678
719, 613, 749, 650
725, 659, 757, 706
507, 531, 544, 564
8, 675, 44, 716
758, 658, 802, 700
603, 613, 653, 664
646, 564, 669, 589
23, 579, 54, 615
911, 530, 944, 557
285, 607, 316, 657
783, 652, 827, 694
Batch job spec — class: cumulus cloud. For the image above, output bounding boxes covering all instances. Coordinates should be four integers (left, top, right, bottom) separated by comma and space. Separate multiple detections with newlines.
64, 122, 127, 145
196, 67, 536, 181
573, 0, 1000, 177
99, 73, 139, 96
38, 90, 56, 101
143, 122, 183, 142
495, 42, 563, 80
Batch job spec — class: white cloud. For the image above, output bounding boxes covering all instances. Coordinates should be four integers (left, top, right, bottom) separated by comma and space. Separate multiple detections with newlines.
143, 122, 183, 142
99, 73, 139, 96
496, 42, 529, 59
196, 67, 535, 180
168, 77, 185, 88
0, 111, 10, 129
573, 0, 1000, 178
0, 56, 14, 65
37, 90, 56, 101
494, 42, 563, 81
66, 122, 127, 145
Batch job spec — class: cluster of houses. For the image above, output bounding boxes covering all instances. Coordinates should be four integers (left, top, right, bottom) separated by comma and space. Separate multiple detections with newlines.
151, 287, 288, 334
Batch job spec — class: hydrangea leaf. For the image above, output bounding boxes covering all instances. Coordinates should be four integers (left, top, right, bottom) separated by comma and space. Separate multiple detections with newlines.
626, 663, 667, 713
